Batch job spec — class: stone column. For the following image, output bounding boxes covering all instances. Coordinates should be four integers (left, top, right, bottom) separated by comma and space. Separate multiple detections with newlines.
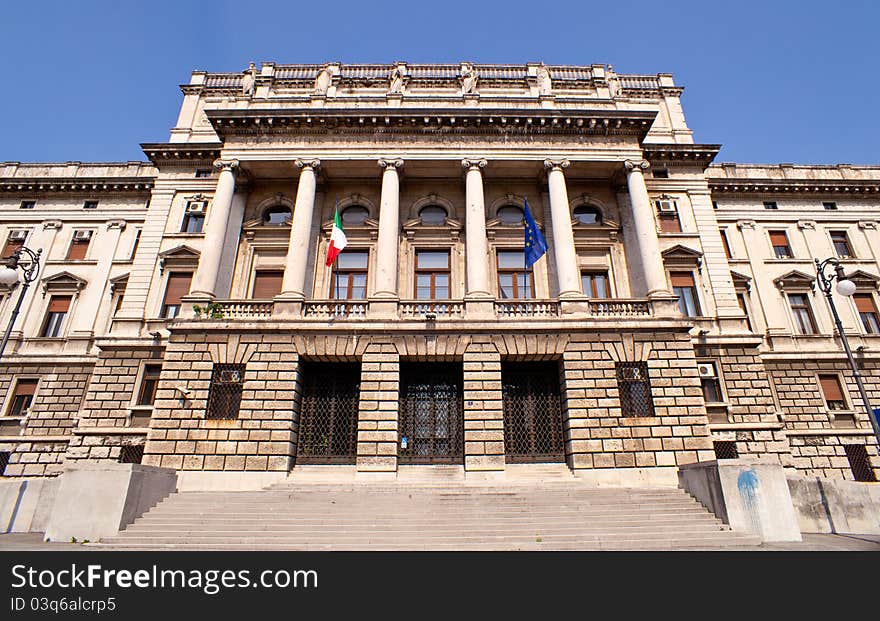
544, 159, 583, 298
275, 159, 320, 314
370, 159, 403, 317
462, 159, 491, 299
188, 159, 238, 300
624, 159, 670, 298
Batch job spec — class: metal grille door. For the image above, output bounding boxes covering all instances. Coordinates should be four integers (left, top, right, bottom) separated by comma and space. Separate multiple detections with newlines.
399, 362, 463, 464
502, 361, 565, 463
296, 362, 360, 464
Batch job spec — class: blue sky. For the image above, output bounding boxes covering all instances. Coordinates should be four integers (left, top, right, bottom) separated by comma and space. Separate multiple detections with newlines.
1, 0, 877, 164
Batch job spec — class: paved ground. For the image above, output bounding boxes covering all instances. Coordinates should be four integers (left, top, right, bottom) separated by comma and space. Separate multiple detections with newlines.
2, 532, 878, 551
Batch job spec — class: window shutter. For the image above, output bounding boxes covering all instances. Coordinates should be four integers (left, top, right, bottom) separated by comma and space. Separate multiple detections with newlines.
163, 273, 192, 306
13, 379, 37, 397
769, 231, 788, 246
252, 270, 284, 299
48, 296, 71, 313
819, 375, 844, 402
854, 293, 876, 314
670, 272, 695, 287
67, 239, 89, 260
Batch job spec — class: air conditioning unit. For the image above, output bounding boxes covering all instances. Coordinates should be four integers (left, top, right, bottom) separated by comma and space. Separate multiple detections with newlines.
656, 199, 677, 214
8, 230, 27, 241
186, 201, 207, 214
698, 363, 716, 378
73, 230, 93, 241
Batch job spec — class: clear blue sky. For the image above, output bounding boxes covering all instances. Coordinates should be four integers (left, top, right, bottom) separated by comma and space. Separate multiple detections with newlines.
1, 0, 877, 165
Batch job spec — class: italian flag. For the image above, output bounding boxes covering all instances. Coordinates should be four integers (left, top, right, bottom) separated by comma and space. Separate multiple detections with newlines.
325, 207, 347, 266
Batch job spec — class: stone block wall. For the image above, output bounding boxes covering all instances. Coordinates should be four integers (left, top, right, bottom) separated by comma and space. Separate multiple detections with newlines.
463, 340, 504, 471
356, 340, 399, 472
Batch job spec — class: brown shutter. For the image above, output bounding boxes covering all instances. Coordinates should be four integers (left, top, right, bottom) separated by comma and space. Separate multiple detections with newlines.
48, 296, 71, 313
67, 239, 89, 260
163, 273, 192, 306
769, 231, 788, 246
2, 239, 23, 258
670, 272, 695, 287
854, 293, 876, 314
251, 270, 283, 299
13, 379, 37, 397
819, 375, 844, 402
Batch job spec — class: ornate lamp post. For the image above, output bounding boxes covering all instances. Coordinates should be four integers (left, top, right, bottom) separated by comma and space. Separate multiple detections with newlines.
815, 257, 880, 447
0, 247, 42, 360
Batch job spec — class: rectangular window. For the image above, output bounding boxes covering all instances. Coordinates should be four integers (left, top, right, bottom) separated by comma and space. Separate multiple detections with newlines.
720, 230, 732, 259
331, 251, 369, 300
769, 231, 792, 259
136, 365, 162, 407
737, 292, 753, 332
789, 294, 817, 334
713, 441, 739, 460
616, 362, 654, 417
658, 212, 682, 234
699, 361, 723, 403
2, 231, 26, 259
415, 250, 451, 300
41, 296, 71, 337
844, 444, 877, 482
830, 231, 854, 259
83, 200, 98, 210
161, 272, 192, 318
496, 250, 533, 299
671, 271, 701, 317
823, 202, 838, 211
652, 169, 669, 179
195, 169, 213, 178
6, 379, 37, 417
854, 293, 880, 334
181, 212, 205, 233
819, 374, 847, 411
251, 270, 283, 299
129, 229, 141, 260
712, 201, 719, 210
0, 451, 9, 475
763, 201, 778, 210
206, 363, 245, 420
67, 231, 92, 260
581, 271, 609, 298
19, 200, 35, 210
119, 445, 144, 464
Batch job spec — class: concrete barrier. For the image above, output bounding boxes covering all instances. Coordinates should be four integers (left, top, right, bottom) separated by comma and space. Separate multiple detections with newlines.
678, 459, 802, 542
787, 475, 880, 534
0, 477, 60, 533
44, 463, 177, 542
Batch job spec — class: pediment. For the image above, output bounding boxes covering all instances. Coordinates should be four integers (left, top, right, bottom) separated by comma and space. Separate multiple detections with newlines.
41, 271, 88, 294
109, 272, 129, 295
773, 270, 816, 291
158, 245, 200, 260
844, 270, 880, 289
661, 244, 703, 265
730, 270, 752, 288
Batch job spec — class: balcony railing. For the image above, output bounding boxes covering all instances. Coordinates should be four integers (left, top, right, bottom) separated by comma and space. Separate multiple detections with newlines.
589, 299, 652, 317
495, 300, 561, 318
302, 300, 367, 319
214, 301, 274, 319
399, 301, 465, 318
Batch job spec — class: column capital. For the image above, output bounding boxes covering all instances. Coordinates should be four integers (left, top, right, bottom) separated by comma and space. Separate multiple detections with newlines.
543, 159, 570, 172
295, 158, 321, 171
378, 158, 404, 170
461, 158, 488, 171
624, 159, 650, 173
212, 158, 240, 172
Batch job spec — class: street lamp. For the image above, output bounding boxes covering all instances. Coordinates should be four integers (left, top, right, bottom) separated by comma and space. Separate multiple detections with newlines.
0, 247, 42, 360
815, 257, 880, 447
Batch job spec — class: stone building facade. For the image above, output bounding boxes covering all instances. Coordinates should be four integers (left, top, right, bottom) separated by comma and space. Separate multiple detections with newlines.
0, 62, 877, 485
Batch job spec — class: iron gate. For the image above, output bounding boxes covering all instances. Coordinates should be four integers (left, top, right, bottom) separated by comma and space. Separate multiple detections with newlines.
296, 362, 360, 464
398, 362, 463, 464
501, 361, 565, 463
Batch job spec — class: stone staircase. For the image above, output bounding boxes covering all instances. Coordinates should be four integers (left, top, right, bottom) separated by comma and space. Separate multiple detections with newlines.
93, 467, 763, 550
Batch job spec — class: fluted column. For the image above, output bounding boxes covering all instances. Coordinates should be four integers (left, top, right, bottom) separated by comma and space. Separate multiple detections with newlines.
625, 159, 670, 298
462, 159, 491, 299
373, 158, 404, 299
189, 158, 238, 299
278, 159, 320, 301
544, 159, 582, 298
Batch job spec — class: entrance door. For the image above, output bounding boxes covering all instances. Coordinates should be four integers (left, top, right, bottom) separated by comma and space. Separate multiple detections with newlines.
398, 362, 463, 464
296, 362, 360, 464
502, 361, 565, 463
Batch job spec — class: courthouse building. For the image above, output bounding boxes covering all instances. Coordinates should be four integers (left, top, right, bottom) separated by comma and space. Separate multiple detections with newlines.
0, 61, 878, 486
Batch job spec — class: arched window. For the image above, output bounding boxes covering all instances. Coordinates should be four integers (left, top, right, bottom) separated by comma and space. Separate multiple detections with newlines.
419, 205, 447, 225
497, 205, 524, 225
263, 205, 291, 225
573, 205, 602, 225
341, 205, 369, 225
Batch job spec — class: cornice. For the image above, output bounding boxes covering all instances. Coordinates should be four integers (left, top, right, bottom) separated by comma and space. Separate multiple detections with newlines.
141, 142, 222, 166
642, 143, 721, 167
708, 177, 880, 195
204, 108, 657, 140
0, 177, 153, 194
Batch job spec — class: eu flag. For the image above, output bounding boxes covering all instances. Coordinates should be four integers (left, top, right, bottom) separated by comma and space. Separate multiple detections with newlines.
523, 198, 548, 268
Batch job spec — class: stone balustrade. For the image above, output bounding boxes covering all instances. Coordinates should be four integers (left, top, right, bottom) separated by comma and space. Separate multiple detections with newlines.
213, 301, 274, 319
302, 300, 368, 319
494, 300, 561, 318
399, 301, 465, 318
589, 299, 652, 317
